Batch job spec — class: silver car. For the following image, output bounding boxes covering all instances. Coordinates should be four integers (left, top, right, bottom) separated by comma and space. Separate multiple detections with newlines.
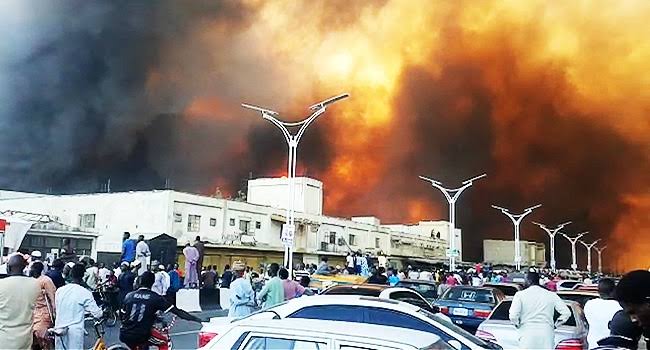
475, 298, 588, 349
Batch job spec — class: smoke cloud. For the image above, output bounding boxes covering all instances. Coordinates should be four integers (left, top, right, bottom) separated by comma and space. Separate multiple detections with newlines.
1, 1, 648, 271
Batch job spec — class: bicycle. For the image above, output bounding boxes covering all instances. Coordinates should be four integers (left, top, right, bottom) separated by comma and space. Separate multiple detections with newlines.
95, 282, 119, 327
48, 315, 109, 350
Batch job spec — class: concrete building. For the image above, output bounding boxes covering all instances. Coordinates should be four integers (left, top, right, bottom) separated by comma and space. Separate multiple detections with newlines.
0, 177, 457, 270
483, 239, 546, 267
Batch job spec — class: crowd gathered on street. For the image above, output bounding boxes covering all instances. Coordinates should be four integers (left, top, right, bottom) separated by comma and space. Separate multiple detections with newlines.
0, 231, 648, 350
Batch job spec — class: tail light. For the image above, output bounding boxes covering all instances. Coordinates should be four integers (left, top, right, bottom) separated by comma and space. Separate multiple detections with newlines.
475, 329, 497, 342
555, 338, 584, 350
198, 332, 218, 348
474, 309, 491, 318
439, 306, 449, 315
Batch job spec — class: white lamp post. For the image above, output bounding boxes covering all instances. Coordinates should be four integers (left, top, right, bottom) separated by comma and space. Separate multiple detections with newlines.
560, 232, 588, 271
532, 221, 571, 272
491, 204, 541, 271
419, 174, 486, 271
242, 93, 349, 276
594, 245, 607, 274
579, 239, 601, 273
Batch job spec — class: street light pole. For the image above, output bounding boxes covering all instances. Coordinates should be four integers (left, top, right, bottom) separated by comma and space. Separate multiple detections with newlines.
491, 204, 542, 271
594, 245, 607, 274
532, 221, 571, 272
579, 239, 601, 273
419, 174, 486, 271
560, 232, 588, 271
243, 93, 349, 276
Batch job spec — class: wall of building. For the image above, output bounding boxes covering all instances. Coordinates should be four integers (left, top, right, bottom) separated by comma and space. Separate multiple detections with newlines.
483, 239, 546, 266
246, 177, 323, 215
0, 178, 452, 268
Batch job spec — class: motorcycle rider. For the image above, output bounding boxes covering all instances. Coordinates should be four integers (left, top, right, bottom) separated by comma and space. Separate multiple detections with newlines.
119, 271, 205, 349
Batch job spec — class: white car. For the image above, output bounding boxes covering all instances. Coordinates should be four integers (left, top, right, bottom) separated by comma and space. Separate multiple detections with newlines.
200, 295, 501, 350
556, 280, 582, 291
200, 318, 453, 349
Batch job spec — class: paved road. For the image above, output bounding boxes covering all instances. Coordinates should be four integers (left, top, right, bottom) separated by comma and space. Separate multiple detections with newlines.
84, 309, 228, 349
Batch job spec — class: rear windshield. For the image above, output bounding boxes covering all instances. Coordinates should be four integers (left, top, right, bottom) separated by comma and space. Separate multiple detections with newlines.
397, 282, 438, 298
443, 288, 495, 304
487, 285, 518, 297
321, 286, 381, 297
490, 301, 576, 326
560, 281, 580, 289
558, 293, 597, 308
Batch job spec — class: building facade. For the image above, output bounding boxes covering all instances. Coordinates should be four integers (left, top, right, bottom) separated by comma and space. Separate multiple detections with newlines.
483, 239, 546, 267
0, 177, 458, 270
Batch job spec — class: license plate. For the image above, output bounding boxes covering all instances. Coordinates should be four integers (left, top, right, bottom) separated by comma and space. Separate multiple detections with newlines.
452, 308, 469, 316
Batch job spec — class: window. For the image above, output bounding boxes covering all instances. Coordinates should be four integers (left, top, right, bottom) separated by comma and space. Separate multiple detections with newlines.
363, 308, 435, 334
173, 212, 182, 223
389, 291, 433, 311
443, 287, 495, 304
30, 236, 44, 247
375, 237, 381, 248
229, 218, 236, 226
239, 220, 251, 232
289, 305, 365, 323
187, 214, 201, 232
329, 232, 336, 244
348, 234, 356, 246
78, 214, 96, 228
209, 218, 217, 227
255, 221, 261, 229
242, 337, 326, 350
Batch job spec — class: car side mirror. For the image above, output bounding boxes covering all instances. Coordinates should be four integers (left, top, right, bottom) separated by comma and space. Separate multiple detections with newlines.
448, 340, 462, 350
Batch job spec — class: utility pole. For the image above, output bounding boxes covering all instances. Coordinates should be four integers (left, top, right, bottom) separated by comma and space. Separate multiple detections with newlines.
594, 245, 607, 274
561, 232, 588, 271
532, 221, 571, 272
492, 204, 541, 271
419, 174, 486, 271
580, 239, 601, 273
243, 93, 349, 276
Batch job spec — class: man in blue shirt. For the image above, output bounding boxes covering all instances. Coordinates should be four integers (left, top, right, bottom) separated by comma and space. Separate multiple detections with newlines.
121, 232, 136, 263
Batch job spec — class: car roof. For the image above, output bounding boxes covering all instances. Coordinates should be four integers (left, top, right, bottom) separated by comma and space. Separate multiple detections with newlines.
324, 284, 390, 293
229, 318, 441, 346
483, 282, 522, 287
398, 279, 438, 285
282, 294, 421, 311
557, 290, 599, 296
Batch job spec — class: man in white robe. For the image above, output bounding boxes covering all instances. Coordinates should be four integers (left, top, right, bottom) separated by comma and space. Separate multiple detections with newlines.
509, 271, 571, 349
54, 263, 103, 350
135, 235, 150, 276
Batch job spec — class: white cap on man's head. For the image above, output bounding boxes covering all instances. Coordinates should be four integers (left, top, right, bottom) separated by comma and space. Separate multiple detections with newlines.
31, 250, 42, 258
158, 264, 165, 270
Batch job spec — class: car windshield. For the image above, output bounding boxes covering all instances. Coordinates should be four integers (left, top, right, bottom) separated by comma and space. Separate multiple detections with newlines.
486, 285, 518, 297
418, 309, 502, 349
489, 301, 576, 326
397, 282, 438, 298
443, 288, 495, 304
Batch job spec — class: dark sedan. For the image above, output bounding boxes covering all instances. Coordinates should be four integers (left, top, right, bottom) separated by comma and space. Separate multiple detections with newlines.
435, 286, 506, 332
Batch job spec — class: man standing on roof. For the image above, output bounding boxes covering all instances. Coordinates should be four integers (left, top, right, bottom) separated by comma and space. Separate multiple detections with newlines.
509, 271, 571, 349
135, 235, 150, 276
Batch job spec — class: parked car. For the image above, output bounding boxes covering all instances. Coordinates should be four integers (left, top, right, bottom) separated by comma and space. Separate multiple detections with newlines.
572, 283, 599, 292
556, 280, 582, 291
200, 318, 453, 349
475, 298, 588, 349
436, 286, 506, 331
557, 290, 599, 308
200, 295, 502, 349
396, 279, 439, 302
320, 284, 438, 313
481, 283, 523, 297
